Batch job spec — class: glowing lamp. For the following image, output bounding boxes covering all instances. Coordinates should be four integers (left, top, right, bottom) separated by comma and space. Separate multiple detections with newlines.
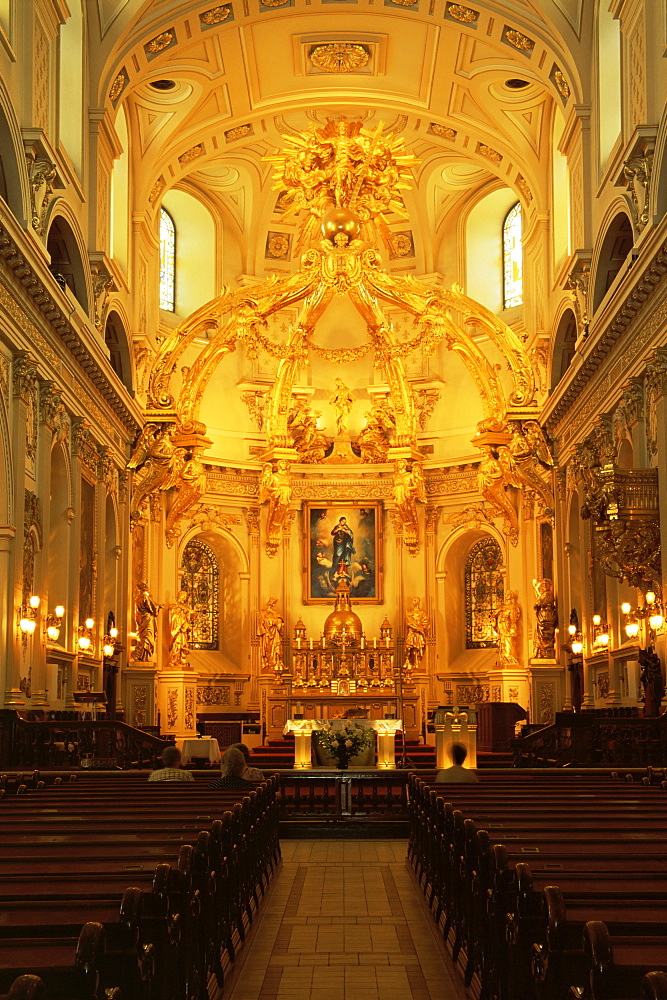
625, 621, 640, 638
85, 617, 95, 630
29, 595, 40, 610
78, 634, 91, 651
597, 632, 610, 646
571, 640, 583, 655
649, 614, 664, 631
20, 616, 36, 634
109, 627, 118, 639
568, 624, 577, 636
621, 602, 632, 615
103, 642, 115, 657
46, 624, 60, 641
646, 592, 656, 606
592, 614, 601, 627
55, 605, 65, 619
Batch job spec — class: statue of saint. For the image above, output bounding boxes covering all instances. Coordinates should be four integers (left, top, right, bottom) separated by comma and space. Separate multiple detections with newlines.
169, 590, 193, 668
494, 591, 521, 666
639, 646, 665, 717
533, 578, 558, 658
329, 379, 354, 436
133, 582, 158, 662
258, 598, 285, 673
405, 597, 429, 669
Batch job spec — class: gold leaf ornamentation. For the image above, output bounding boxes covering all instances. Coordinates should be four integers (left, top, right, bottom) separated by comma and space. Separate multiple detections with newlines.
261, 0, 290, 5
516, 174, 533, 203
478, 143, 502, 163
179, 144, 204, 166
225, 124, 252, 141
201, 4, 231, 21
390, 0, 418, 5
430, 123, 457, 140
391, 233, 413, 257
109, 71, 127, 102
310, 42, 370, 74
504, 28, 534, 51
267, 233, 290, 258
553, 68, 570, 98
447, 3, 478, 22
149, 177, 165, 204
307, 339, 371, 363
146, 31, 173, 54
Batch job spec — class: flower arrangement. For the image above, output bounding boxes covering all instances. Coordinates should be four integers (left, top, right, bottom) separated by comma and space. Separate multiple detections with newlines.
317, 722, 375, 769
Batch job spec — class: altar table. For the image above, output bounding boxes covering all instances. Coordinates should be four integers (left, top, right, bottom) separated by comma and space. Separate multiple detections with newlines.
283, 718, 402, 769
180, 736, 221, 765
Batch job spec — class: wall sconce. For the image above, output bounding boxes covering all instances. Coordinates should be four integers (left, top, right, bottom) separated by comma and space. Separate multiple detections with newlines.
19, 595, 40, 635
45, 605, 65, 642
77, 618, 95, 652
621, 592, 664, 641
102, 626, 118, 658
565, 608, 584, 655
592, 614, 610, 648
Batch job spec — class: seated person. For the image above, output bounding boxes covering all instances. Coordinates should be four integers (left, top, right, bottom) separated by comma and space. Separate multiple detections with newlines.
210, 746, 257, 790
435, 742, 478, 784
148, 745, 195, 782
222, 742, 264, 782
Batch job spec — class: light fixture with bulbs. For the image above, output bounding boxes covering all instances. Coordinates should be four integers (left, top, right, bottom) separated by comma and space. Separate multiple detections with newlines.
621, 591, 665, 641
565, 609, 584, 656
18, 595, 40, 635
45, 605, 65, 642
77, 618, 95, 653
591, 614, 610, 648
102, 627, 119, 658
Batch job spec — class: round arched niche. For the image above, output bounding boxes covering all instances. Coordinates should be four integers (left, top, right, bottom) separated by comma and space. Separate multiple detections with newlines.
104, 311, 133, 392
46, 215, 89, 312
551, 308, 578, 390
0, 103, 24, 220
592, 212, 634, 314
439, 528, 505, 667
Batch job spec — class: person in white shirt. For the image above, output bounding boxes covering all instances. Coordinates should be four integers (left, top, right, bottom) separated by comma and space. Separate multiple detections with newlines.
148, 745, 195, 782
435, 742, 479, 783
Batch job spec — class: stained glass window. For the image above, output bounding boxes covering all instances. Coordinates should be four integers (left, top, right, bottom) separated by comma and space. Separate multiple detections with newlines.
465, 537, 504, 648
179, 539, 218, 649
502, 202, 523, 309
159, 207, 175, 312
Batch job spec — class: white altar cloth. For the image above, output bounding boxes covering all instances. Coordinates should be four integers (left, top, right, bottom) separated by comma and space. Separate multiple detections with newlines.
283, 718, 402, 768
180, 736, 221, 765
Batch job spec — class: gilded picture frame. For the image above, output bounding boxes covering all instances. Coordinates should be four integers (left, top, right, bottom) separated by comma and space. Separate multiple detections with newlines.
303, 502, 383, 604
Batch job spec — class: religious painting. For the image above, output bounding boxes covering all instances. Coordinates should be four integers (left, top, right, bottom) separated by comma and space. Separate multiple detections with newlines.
303, 502, 383, 604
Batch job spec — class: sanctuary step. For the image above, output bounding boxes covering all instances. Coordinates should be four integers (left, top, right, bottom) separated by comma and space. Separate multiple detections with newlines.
247, 737, 514, 769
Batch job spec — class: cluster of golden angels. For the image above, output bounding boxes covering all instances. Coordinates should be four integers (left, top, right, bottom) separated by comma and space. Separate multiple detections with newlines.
126, 117, 552, 564
132, 581, 195, 670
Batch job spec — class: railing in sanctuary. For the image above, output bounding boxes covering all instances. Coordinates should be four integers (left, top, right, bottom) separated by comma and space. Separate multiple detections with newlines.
278, 771, 410, 818
511, 710, 667, 767
0, 710, 173, 769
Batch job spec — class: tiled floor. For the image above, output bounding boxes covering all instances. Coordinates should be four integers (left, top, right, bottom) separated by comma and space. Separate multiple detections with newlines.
228, 841, 468, 1000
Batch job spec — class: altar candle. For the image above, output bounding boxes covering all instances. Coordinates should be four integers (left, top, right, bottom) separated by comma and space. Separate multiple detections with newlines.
309, 638, 313, 650
373, 638, 377, 649
385, 637, 390, 648
361, 636, 365, 649
296, 638, 301, 649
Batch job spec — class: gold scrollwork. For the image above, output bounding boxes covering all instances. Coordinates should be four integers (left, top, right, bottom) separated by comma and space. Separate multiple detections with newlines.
504, 28, 534, 51
447, 3, 478, 22
310, 43, 370, 74
109, 71, 127, 102
201, 4, 231, 21
146, 31, 173, 54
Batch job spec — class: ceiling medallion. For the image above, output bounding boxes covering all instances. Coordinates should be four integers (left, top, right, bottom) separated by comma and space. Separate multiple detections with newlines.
447, 3, 479, 22
553, 68, 571, 99
146, 31, 174, 54
179, 144, 204, 166
109, 70, 128, 102
261, 0, 290, 6
430, 123, 457, 140
201, 5, 231, 23
504, 28, 534, 51
225, 124, 252, 141
267, 233, 290, 258
391, 233, 413, 257
477, 143, 502, 163
310, 43, 370, 74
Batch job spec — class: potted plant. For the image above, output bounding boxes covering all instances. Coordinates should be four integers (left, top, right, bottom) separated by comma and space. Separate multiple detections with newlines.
317, 722, 375, 769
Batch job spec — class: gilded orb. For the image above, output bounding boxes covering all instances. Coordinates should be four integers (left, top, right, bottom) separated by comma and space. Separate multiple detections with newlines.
323, 579, 363, 643
321, 207, 361, 245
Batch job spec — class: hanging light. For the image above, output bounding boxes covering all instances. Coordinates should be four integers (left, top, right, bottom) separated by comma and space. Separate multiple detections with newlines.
571, 639, 584, 655
625, 620, 640, 639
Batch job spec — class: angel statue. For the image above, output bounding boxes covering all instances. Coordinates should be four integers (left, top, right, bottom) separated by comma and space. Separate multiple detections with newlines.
165, 446, 208, 547
393, 458, 426, 554
127, 423, 184, 523
169, 590, 194, 669
404, 597, 430, 671
494, 591, 521, 666
533, 578, 558, 659
258, 598, 285, 673
329, 379, 354, 436
477, 444, 521, 546
133, 582, 159, 662
259, 460, 291, 556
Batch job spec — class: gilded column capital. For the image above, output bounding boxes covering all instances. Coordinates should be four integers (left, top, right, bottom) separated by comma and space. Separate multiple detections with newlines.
38, 379, 64, 427
12, 352, 38, 400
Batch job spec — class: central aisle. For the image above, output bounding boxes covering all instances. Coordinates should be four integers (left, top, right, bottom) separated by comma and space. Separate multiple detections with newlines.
228, 840, 467, 1000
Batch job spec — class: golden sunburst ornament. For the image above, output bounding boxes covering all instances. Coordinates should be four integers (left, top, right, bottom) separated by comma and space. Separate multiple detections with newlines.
310, 43, 370, 73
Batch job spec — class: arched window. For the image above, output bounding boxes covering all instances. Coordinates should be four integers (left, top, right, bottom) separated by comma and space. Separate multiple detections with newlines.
159, 207, 175, 312
465, 537, 504, 648
179, 539, 218, 649
502, 202, 522, 309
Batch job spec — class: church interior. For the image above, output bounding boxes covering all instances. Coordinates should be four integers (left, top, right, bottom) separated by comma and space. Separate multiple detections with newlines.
2, 0, 667, 997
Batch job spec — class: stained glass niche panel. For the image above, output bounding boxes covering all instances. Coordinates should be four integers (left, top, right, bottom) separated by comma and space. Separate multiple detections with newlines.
465, 538, 504, 648
180, 539, 218, 650
503, 202, 523, 309
159, 208, 175, 312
